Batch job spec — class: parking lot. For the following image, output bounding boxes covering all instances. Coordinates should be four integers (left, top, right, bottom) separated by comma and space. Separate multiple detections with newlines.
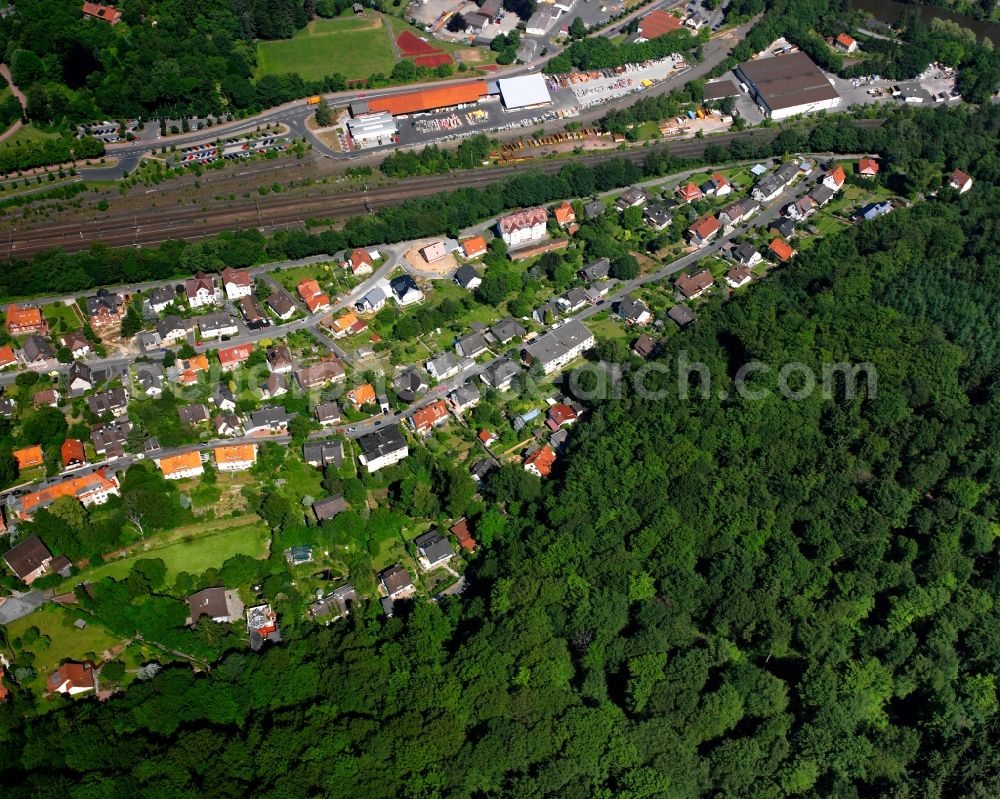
563, 57, 687, 109
166, 135, 290, 168
78, 119, 141, 143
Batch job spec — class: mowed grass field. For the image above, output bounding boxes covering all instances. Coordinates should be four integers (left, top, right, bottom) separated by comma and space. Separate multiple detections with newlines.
256, 17, 396, 81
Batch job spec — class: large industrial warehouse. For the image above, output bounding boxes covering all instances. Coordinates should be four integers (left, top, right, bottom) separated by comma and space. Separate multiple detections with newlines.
735, 52, 841, 120
494, 74, 553, 110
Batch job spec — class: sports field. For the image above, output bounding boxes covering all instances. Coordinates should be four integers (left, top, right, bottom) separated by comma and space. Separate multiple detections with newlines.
256, 17, 397, 81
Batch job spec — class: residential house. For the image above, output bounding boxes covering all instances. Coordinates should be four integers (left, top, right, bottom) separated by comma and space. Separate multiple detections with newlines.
808, 184, 835, 208
213, 413, 242, 437
390, 275, 423, 306
521, 319, 595, 375
246, 604, 281, 650
3, 534, 52, 584
11, 469, 120, 519
461, 236, 488, 259
453, 264, 482, 291
532, 299, 562, 325
643, 205, 672, 231
415, 532, 452, 569
266, 345, 294, 374
786, 195, 818, 220
310, 584, 357, 622
631, 333, 658, 359
857, 157, 879, 177
187, 587, 234, 624
0, 345, 15, 369
450, 518, 477, 552
221, 267, 253, 300
770, 218, 796, 240
718, 198, 758, 230
6, 304, 46, 336
238, 295, 269, 330
449, 383, 481, 413
85, 289, 123, 328
675, 182, 703, 204
393, 368, 428, 403
497, 207, 548, 248
328, 310, 361, 338
346, 248, 374, 276
426, 352, 461, 381
33, 388, 59, 408
617, 297, 652, 326
709, 173, 732, 196
178, 403, 210, 425
478, 429, 497, 447
858, 200, 893, 221
185, 272, 222, 308
146, 286, 176, 314
346, 383, 377, 411
584, 200, 605, 219
552, 201, 575, 227
614, 187, 648, 212
676, 269, 714, 299
211, 384, 237, 412
469, 458, 495, 484
0, 396, 14, 418
379, 564, 414, 598
410, 400, 449, 435
752, 162, 800, 203
294, 360, 346, 390
303, 440, 344, 469
297, 279, 331, 313
61, 439, 87, 471
580, 258, 611, 282
834, 32, 857, 52
355, 285, 389, 314
687, 214, 721, 247
357, 426, 409, 473
260, 373, 287, 400
769, 238, 796, 262
312, 495, 348, 522
214, 444, 257, 472
47, 662, 97, 695
948, 168, 973, 194
134, 363, 164, 398
419, 241, 448, 263
90, 419, 131, 456
198, 313, 239, 339
156, 316, 188, 344
62, 331, 91, 359
734, 242, 763, 267
246, 406, 294, 435
726, 265, 753, 289
267, 290, 296, 320
68, 361, 94, 394
315, 402, 342, 426
81, 2, 121, 24
524, 443, 556, 478
548, 403, 577, 427
480, 357, 522, 390
490, 318, 526, 344
158, 451, 204, 480
456, 331, 489, 359
823, 165, 846, 192
87, 387, 128, 417
22, 334, 54, 364
218, 343, 253, 372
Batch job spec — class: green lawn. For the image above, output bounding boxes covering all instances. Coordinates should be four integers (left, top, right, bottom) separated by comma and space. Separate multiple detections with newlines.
67, 518, 270, 586
0, 123, 58, 152
43, 302, 81, 333
256, 17, 396, 81
4, 605, 124, 693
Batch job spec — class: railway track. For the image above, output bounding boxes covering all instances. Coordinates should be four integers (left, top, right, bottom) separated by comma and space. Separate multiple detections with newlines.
3, 124, 883, 259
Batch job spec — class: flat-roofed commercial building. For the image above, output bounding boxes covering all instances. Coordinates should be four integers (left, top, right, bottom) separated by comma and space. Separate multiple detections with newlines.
347, 112, 398, 149
735, 52, 841, 120
495, 75, 552, 110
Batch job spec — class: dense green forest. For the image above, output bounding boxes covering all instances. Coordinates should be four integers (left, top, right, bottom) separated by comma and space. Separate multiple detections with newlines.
4, 106, 1000, 796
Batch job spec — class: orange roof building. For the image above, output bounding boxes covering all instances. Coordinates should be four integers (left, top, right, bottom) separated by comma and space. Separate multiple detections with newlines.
637, 9, 683, 40
13, 445, 43, 469
553, 201, 575, 227
366, 81, 487, 116
0, 345, 16, 368
687, 214, 721, 244
524, 444, 556, 478
834, 33, 857, 51
410, 400, 449, 434
462, 236, 488, 259
14, 469, 120, 519
177, 354, 209, 385
218, 343, 254, 371
676, 182, 703, 203
347, 383, 376, 410
158, 450, 204, 480
328, 310, 360, 337
450, 517, 477, 552
214, 443, 257, 472
47, 661, 97, 694
297, 279, 331, 313
769, 238, 796, 262
858, 157, 879, 176
60, 439, 87, 470
6, 304, 45, 335
82, 2, 121, 24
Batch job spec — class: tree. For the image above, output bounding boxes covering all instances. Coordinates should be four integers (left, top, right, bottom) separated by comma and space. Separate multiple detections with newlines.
289, 414, 312, 443
610, 254, 640, 280
0, 449, 18, 486
569, 16, 587, 39
447, 12, 467, 32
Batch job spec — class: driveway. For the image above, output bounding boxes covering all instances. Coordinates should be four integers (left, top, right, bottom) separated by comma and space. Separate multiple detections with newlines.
0, 590, 48, 624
